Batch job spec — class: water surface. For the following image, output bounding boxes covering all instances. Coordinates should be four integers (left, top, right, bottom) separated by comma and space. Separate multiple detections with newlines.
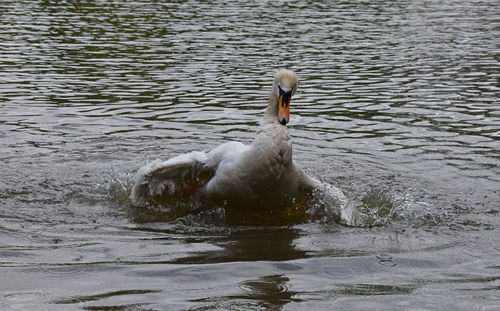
1, 0, 499, 310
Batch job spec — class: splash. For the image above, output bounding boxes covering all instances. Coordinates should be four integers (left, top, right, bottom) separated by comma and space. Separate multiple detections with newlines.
103, 167, 442, 228
122, 170, 358, 226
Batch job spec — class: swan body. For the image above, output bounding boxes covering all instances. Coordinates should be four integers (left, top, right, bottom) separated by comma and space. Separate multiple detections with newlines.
131, 70, 345, 219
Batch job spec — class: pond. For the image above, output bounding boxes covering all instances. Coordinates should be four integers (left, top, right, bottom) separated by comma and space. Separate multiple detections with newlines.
0, 0, 499, 310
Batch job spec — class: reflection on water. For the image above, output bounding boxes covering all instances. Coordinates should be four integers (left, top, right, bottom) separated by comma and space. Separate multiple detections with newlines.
169, 227, 306, 264
1, 0, 499, 310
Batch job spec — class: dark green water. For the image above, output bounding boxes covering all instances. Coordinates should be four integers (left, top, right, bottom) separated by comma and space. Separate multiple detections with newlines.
1, 0, 499, 310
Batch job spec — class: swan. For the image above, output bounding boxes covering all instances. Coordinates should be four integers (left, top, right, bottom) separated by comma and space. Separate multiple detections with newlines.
131, 69, 351, 223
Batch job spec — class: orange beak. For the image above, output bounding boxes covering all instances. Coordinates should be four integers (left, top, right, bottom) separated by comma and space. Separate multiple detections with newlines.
278, 91, 291, 125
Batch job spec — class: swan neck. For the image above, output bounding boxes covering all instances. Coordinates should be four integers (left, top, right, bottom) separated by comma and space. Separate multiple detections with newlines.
264, 92, 279, 123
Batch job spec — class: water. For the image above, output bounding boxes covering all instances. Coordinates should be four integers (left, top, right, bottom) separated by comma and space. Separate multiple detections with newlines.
1, 0, 499, 309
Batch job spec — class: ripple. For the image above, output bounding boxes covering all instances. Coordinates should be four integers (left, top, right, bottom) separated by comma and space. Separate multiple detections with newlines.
320, 266, 353, 278
37, 263, 94, 276
376, 253, 398, 267
237, 275, 295, 298
53, 289, 160, 305
0, 0, 499, 309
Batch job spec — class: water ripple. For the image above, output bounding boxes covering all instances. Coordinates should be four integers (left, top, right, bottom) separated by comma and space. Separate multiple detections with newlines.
1, 0, 499, 309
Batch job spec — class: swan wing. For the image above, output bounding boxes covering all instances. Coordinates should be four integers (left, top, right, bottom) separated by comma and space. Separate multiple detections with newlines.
296, 164, 320, 193
130, 142, 249, 205
298, 169, 357, 226
130, 151, 213, 205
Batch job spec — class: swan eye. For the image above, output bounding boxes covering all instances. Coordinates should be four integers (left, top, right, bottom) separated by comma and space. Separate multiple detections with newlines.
276, 84, 284, 97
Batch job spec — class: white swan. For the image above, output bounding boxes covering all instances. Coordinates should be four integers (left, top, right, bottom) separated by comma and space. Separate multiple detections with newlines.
131, 69, 351, 223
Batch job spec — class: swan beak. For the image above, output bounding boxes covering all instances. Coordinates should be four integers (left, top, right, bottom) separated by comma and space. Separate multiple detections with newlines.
278, 90, 291, 125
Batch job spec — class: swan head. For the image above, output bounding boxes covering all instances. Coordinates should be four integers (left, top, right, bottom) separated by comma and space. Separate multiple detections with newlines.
271, 69, 298, 125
